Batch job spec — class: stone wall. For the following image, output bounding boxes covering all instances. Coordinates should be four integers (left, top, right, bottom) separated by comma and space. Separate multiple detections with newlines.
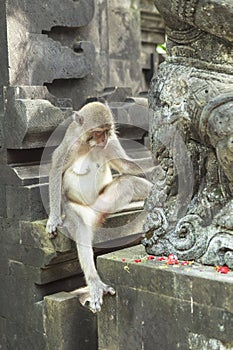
97, 246, 233, 350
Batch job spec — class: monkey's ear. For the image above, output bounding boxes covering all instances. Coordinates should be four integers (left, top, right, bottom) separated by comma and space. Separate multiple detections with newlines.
72, 112, 84, 125
77, 115, 84, 125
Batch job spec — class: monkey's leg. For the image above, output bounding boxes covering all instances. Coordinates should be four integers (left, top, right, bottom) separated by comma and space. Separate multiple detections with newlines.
92, 175, 152, 217
63, 202, 115, 312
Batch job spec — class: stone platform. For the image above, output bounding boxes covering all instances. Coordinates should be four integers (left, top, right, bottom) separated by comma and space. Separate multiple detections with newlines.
97, 246, 233, 350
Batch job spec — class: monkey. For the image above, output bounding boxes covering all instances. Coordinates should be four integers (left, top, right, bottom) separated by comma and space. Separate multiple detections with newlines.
46, 101, 154, 312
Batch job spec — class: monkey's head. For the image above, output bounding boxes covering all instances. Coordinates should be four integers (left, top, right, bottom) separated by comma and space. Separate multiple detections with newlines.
73, 102, 115, 147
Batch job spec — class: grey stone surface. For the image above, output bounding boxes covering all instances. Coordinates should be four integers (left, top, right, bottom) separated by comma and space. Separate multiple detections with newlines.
6, 0, 95, 32
111, 98, 149, 131
0, 2, 8, 86
0, 317, 7, 350
3, 318, 47, 350
42, 1, 144, 110
0, 163, 49, 186
1, 86, 73, 150
1, 0, 95, 86
142, 0, 233, 269
0, 185, 7, 217
4, 99, 71, 148
140, 0, 166, 90
5, 86, 73, 109
106, 1, 142, 93
6, 183, 47, 220
0, 0, 145, 107
97, 245, 233, 350
13, 35, 95, 85
19, 220, 77, 271
44, 292, 97, 350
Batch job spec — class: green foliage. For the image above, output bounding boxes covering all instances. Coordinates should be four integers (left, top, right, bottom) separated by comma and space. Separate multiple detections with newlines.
156, 43, 167, 54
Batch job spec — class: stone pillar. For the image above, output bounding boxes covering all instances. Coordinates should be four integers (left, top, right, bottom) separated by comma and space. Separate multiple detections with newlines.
142, 0, 233, 269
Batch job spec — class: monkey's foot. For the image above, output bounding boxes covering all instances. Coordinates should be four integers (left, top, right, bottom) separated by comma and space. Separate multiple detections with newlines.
79, 281, 115, 313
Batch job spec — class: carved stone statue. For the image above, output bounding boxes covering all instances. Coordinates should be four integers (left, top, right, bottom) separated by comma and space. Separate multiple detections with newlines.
142, 0, 233, 268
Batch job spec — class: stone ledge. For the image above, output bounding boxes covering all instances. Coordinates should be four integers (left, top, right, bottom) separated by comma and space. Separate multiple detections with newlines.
44, 291, 97, 350
18, 202, 146, 284
97, 245, 233, 350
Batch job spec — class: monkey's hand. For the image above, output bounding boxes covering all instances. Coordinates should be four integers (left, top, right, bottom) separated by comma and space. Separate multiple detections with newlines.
46, 215, 63, 238
82, 280, 115, 313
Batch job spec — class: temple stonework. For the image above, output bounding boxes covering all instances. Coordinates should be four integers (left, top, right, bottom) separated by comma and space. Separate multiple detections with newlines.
142, 0, 233, 268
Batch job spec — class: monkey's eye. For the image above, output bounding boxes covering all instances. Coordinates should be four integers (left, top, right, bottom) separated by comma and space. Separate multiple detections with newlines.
86, 131, 104, 143
93, 131, 104, 138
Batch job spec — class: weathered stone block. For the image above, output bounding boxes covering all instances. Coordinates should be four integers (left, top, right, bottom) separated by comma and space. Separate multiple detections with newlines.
44, 291, 97, 350
0, 185, 7, 217
0, 163, 49, 186
0, 317, 7, 349
6, 0, 95, 32
6, 183, 47, 220
5, 86, 72, 109
20, 220, 75, 268
111, 99, 148, 128
0, 261, 43, 329
4, 98, 71, 149
108, 1, 140, 60
101, 87, 132, 102
0, 1, 8, 86
0, 250, 9, 276
18, 220, 82, 285
107, 1, 141, 93
13, 35, 95, 86
0, 0, 95, 86
5, 318, 46, 350
0, 218, 20, 245
97, 245, 233, 350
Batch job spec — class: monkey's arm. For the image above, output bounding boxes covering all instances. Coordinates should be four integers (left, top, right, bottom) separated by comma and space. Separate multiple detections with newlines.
46, 144, 66, 233
107, 136, 155, 175
111, 157, 154, 175
46, 121, 81, 234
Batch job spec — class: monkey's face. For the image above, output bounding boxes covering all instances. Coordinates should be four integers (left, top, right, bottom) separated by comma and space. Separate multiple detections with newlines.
85, 124, 112, 148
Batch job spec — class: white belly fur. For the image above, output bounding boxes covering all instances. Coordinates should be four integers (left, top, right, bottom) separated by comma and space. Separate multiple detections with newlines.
63, 154, 113, 205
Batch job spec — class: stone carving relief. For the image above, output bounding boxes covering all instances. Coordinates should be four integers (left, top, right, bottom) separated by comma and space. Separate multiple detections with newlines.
142, 0, 233, 268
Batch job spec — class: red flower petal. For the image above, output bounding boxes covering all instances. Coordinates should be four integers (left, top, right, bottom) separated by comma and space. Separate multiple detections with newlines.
167, 259, 179, 265
122, 258, 126, 262
168, 254, 178, 260
216, 266, 230, 274
134, 259, 142, 263
147, 255, 155, 260
157, 256, 166, 261
181, 261, 189, 266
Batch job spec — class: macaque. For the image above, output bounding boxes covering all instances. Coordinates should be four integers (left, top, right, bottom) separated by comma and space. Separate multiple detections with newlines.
46, 101, 153, 312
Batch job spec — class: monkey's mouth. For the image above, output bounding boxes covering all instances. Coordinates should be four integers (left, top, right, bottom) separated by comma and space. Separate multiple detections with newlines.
88, 132, 109, 148
88, 139, 108, 148
95, 138, 108, 148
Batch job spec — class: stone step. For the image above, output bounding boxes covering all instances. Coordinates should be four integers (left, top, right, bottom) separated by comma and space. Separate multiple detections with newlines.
20, 201, 146, 285
43, 291, 97, 350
